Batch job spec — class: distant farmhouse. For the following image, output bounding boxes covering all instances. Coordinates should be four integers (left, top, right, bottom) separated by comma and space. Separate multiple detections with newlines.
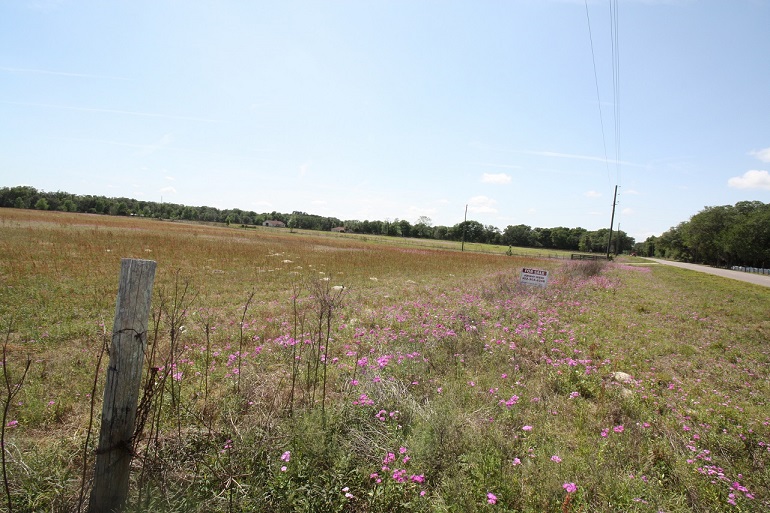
331, 226, 346, 233
263, 220, 286, 228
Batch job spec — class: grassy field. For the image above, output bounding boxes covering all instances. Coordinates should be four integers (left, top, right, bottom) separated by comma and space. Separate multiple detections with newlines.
249, 224, 578, 260
1, 209, 769, 512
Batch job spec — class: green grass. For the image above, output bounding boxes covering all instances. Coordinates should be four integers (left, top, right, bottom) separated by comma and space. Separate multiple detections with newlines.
1, 209, 769, 512
274, 224, 580, 260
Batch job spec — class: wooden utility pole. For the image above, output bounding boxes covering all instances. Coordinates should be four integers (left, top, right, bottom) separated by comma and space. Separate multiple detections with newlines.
606, 185, 618, 259
89, 258, 157, 513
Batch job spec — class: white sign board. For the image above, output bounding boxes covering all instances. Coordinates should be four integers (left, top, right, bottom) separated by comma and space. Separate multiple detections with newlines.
520, 267, 548, 287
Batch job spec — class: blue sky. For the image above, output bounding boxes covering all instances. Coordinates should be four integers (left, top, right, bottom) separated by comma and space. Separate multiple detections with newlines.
2, 0, 769, 241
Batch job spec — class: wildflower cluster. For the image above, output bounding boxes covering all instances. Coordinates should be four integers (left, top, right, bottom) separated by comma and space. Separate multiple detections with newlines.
370, 447, 426, 498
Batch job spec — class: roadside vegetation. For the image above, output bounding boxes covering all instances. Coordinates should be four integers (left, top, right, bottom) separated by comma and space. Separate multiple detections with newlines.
637, 201, 770, 268
1, 209, 768, 512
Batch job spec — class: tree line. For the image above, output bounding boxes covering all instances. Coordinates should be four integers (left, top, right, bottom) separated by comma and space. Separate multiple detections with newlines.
634, 200, 770, 268
0, 185, 634, 253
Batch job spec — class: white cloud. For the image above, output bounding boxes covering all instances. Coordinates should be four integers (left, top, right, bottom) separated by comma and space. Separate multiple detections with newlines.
467, 195, 498, 214
160, 186, 177, 194
622, 208, 634, 215
749, 147, 770, 163
299, 162, 310, 177
481, 173, 512, 184
585, 190, 602, 198
728, 170, 770, 190
165, 175, 175, 181
623, 189, 640, 195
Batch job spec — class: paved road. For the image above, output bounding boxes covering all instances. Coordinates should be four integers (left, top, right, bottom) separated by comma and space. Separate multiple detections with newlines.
647, 259, 770, 288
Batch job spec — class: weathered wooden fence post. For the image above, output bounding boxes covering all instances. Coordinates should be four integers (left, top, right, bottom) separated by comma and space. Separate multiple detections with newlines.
88, 258, 157, 513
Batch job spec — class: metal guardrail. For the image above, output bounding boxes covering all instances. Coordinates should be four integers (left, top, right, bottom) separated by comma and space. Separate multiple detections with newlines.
731, 266, 770, 275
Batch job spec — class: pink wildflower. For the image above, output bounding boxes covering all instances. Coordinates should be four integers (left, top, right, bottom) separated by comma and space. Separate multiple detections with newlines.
563, 482, 577, 494
487, 492, 497, 504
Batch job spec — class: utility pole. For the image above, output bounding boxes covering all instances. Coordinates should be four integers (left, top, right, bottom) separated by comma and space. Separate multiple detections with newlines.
606, 185, 618, 259
461, 204, 468, 252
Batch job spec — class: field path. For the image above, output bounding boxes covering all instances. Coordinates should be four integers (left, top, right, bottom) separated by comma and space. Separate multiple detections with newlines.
646, 258, 770, 288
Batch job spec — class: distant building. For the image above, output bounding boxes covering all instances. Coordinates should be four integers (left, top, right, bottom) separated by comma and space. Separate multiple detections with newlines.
263, 220, 286, 228
331, 226, 346, 233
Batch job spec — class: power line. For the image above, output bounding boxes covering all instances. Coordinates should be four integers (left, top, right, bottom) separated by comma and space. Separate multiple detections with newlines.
585, 1, 623, 252
610, 0, 621, 188
609, 0, 621, 230
583, 0, 613, 187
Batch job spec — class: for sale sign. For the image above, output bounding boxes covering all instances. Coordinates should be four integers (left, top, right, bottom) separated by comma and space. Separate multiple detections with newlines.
520, 267, 548, 287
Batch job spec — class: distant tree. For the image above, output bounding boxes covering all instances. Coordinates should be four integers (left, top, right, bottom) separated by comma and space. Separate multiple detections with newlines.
386, 219, 402, 237
549, 227, 571, 250
452, 220, 484, 242
61, 199, 77, 212
369, 220, 383, 235
531, 227, 550, 248
110, 201, 129, 216
566, 228, 586, 251
578, 232, 595, 253
716, 201, 770, 267
653, 201, 770, 266
198, 207, 218, 222
3, 186, 37, 209
398, 219, 412, 237
413, 216, 433, 238
34, 198, 49, 210
684, 205, 732, 264
657, 223, 689, 260
433, 225, 449, 240
502, 224, 534, 247
343, 220, 361, 233
483, 225, 502, 245
636, 236, 656, 257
